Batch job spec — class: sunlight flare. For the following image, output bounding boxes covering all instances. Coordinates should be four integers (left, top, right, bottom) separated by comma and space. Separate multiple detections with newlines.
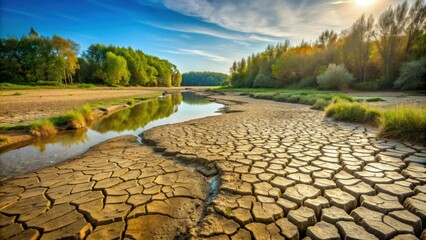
357, 0, 374, 6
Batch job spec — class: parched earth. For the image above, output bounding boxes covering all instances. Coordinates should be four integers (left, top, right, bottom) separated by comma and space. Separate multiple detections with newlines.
1, 94, 426, 239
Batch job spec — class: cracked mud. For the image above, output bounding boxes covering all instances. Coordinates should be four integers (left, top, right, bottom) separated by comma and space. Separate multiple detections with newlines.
1, 94, 425, 240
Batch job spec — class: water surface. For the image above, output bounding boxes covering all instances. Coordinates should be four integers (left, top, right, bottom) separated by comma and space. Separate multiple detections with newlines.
0, 92, 223, 179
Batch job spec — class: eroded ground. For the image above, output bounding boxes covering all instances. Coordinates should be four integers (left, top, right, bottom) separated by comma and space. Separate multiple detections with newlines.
0, 136, 209, 239
1, 93, 426, 239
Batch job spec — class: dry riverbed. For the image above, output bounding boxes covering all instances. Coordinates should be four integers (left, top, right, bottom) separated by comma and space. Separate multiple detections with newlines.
0, 87, 196, 126
0, 87, 210, 150
0, 92, 425, 239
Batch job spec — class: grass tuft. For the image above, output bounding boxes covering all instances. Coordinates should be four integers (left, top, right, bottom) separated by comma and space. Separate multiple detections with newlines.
312, 99, 329, 110
12, 92, 23, 96
325, 100, 382, 126
0, 135, 7, 143
378, 107, 426, 144
127, 98, 135, 106
29, 119, 57, 137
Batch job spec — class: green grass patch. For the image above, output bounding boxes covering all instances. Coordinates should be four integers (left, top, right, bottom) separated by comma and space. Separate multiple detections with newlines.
90, 94, 161, 108
325, 100, 382, 125
12, 92, 23, 96
379, 107, 426, 144
0, 82, 96, 90
0, 124, 28, 131
251, 90, 353, 108
365, 97, 385, 102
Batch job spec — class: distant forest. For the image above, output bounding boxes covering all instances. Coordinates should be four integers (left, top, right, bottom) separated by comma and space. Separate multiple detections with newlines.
0, 28, 181, 87
181, 72, 229, 86
229, 0, 426, 90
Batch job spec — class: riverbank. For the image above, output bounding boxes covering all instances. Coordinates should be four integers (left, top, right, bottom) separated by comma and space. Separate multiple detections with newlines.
1, 92, 425, 239
0, 87, 212, 150
0, 87, 197, 126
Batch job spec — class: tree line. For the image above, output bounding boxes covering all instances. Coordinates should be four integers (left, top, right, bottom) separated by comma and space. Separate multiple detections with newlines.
0, 28, 182, 87
181, 71, 229, 86
229, 0, 426, 90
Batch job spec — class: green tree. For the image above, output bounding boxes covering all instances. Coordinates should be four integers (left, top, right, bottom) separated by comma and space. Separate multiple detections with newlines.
103, 52, 130, 86
52, 35, 80, 84
394, 57, 426, 89
343, 14, 374, 82
404, 0, 426, 57
317, 64, 354, 90
181, 72, 228, 86
375, 1, 409, 87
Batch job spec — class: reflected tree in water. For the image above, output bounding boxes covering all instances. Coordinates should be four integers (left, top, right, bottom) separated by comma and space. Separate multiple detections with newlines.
33, 128, 88, 152
181, 92, 211, 105
92, 94, 183, 133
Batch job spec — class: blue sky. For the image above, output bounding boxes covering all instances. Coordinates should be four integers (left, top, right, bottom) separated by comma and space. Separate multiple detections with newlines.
0, 0, 407, 73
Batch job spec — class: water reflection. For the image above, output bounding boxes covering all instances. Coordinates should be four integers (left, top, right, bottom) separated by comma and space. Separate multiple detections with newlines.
92, 94, 182, 133
32, 128, 89, 153
181, 92, 211, 105
0, 92, 223, 179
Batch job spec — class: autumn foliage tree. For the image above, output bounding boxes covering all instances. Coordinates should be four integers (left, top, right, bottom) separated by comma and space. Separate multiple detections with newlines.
228, 0, 426, 90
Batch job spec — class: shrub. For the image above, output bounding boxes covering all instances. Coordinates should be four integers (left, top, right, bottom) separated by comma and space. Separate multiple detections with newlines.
317, 64, 354, 90
325, 100, 381, 125
366, 97, 385, 102
354, 81, 379, 91
127, 98, 135, 106
378, 107, 426, 144
298, 77, 317, 88
29, 119, 57, 137
312, 99, 329, 110
77, 83, 95, 88
35, 81, 64, 86
394, 57, 426, 90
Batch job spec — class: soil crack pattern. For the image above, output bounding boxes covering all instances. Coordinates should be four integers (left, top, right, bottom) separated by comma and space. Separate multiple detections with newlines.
1, 93, 425, 240
142, 94, 426, 239
1, 136, 209, 239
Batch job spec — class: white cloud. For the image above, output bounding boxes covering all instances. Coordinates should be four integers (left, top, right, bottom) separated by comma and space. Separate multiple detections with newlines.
249, 35, 282, 42
159, 0, 403, 42
139, 20, 244, 40
0, 8, 42, 19
140, 20, 286, 43
328, 1, 353, 5
54, 13, 80, 22
160, 48, 231, 62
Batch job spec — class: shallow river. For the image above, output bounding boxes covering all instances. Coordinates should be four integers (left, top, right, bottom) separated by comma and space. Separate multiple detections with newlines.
0, 92, 223, 179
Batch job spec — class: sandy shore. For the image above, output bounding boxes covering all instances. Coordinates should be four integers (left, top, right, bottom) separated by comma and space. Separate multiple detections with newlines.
0, 87, 200, 126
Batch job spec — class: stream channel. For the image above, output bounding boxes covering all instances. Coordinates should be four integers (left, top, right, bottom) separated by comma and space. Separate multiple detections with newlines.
0, 92, 223, 180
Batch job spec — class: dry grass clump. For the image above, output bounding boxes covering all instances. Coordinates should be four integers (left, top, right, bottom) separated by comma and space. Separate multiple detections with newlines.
378, 107, 426, 144
325, 100, 382, 126
29, 119, 57, 137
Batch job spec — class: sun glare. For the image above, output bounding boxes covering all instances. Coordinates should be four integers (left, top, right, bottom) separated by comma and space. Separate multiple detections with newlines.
357, 0, 374, 6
